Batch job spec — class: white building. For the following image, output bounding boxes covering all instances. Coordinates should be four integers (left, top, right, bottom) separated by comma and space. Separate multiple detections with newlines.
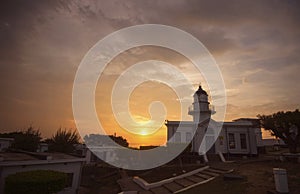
37, 142, 49, 152
74, 143, 121, 165
166, 86, 263, 156
0, 152, 85, 194
263, 138, 285, 147
0, 138, 14, 152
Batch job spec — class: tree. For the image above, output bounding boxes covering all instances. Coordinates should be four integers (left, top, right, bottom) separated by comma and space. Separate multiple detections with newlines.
48, 128, 80, 153
109, 135, 129, 147
258, 109, 300, 153
1, 127, 42, 152
83, 134, 129, 147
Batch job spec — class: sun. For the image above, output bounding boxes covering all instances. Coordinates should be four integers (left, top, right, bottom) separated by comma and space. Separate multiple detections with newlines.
139, 129, 149, 136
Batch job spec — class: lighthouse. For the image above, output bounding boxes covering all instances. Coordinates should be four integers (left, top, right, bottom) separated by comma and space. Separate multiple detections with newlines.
188, 85, 215, 123
166, 85, 262, 157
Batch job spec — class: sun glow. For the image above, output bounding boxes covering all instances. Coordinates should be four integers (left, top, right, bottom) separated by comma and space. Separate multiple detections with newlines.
139, 129, 149, 136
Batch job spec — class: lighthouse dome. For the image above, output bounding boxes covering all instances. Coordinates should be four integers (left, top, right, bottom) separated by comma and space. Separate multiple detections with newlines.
195, 85, 207, 96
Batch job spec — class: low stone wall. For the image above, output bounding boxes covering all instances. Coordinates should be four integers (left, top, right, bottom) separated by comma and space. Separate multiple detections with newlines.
133, 166, 209, 190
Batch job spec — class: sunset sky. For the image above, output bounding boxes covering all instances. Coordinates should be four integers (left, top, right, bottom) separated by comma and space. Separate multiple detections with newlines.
0, 0, 299, 146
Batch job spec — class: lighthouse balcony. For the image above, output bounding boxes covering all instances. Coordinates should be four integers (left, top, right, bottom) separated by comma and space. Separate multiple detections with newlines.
188, 104, 216, 115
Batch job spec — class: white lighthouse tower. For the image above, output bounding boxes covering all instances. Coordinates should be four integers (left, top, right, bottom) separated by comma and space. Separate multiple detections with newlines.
188, 85, 215, 123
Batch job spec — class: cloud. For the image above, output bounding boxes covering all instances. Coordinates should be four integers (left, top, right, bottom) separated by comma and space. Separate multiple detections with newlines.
0, 0, 299, 146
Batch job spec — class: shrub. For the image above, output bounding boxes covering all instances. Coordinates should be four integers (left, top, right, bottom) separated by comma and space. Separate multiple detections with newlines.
5, 170, 67, 194
49, 128, 80, 153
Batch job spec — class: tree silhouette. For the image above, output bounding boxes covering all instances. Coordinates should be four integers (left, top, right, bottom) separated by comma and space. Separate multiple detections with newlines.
258, 109, 300, 153
84, 134, 129, 147
0, 127, 41, 152
48, 128, 80, 153
109, 135, 129, 147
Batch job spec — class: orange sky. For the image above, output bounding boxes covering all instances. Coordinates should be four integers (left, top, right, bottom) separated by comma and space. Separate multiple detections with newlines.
92, 46, 274, 147
0, 1, 299, 146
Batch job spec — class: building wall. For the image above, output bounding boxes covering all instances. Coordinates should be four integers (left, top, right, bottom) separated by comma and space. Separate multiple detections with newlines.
167, 125, 196, 143
0, 139, 13, 152
166, 122, 261, 155
255, 128, 264, 147
0, 161, 83, 194
215, 128, 227, 153
263, 138, 286, 146
218, 126, 258, 155
191, 125, 207, 153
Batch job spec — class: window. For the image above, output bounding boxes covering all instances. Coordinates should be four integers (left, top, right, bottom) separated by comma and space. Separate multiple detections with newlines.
228, 133, 235, 149
240, 134, 247, 149
186, 132, 192, 143
175, 132, 181, 142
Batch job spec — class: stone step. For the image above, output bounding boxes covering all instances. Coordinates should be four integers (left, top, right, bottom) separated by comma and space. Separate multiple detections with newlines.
208, 167, 230, 174
202, 170, 220, 177
132, 167, 232, 194
185, 175, 206, 183
163, 182, 184, 193
194, 172, 213, 179
174, 178, 195, 187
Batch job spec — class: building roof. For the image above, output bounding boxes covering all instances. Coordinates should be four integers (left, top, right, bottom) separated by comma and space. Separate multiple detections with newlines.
194, 85, 208, 96
165, 121, 194, 125
166, 118, 259, 128
223, 121, 255, 127
165, 118, 218, 126
0, 151, 85, 166
0, 138, 14, 141
233, 118, 259, 122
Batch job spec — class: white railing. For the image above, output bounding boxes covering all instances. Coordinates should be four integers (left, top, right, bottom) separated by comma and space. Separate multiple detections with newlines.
188, 104, 215, 113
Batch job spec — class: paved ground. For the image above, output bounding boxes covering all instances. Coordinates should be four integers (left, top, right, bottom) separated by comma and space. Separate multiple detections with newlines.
80, 151, 300, 194
117, 166, 231, 194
